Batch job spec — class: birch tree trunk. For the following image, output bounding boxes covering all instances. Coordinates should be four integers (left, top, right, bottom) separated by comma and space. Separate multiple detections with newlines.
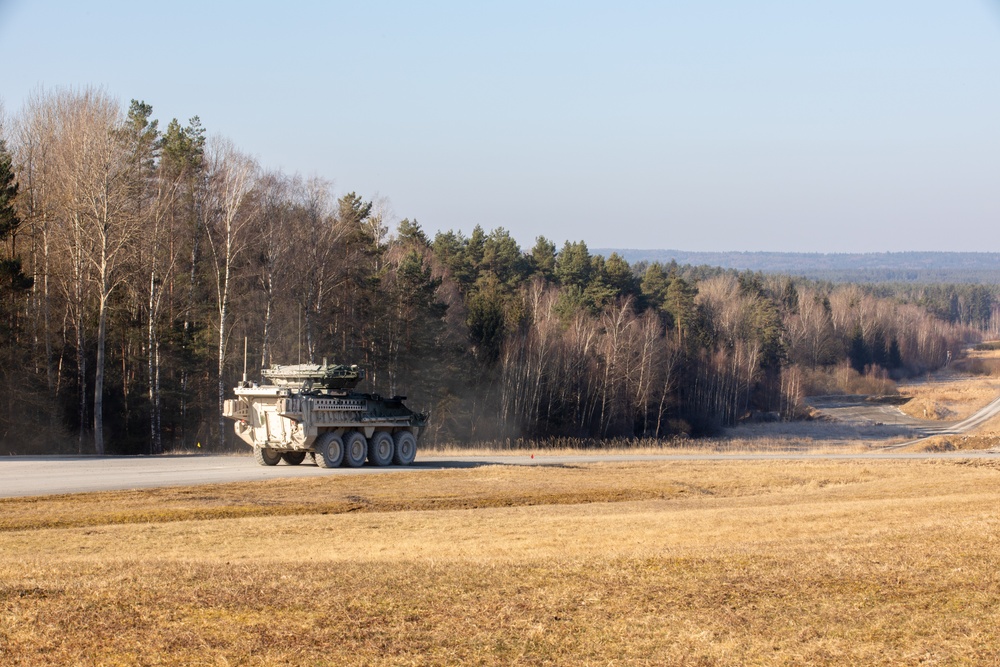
204, 139, 258, 448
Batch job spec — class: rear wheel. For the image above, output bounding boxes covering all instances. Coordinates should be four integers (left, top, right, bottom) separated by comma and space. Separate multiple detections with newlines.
392, 431, 417, 466
314, 432, 344, 469
368, 431, 394, 466
253, 445, 282, 467
343, 431, 368, 468
280, 451, 307, 466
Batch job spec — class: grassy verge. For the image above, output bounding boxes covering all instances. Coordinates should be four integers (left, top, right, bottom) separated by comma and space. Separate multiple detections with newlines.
905, 431, 1000, 453
3, 459, 1000, 665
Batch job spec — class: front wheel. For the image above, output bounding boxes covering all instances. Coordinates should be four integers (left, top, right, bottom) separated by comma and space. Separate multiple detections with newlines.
253, 445, 282, 466
343, 431, 368, 468
281, 451, 307, 466
392, 431, 417, 466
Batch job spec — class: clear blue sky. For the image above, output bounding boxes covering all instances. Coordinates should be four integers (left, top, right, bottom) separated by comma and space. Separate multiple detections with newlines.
2, 0, 999, 253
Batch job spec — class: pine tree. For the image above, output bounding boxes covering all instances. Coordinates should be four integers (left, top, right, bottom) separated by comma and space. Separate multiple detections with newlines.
0, 138, 32, 340
432, 230, 477, 291
555, 240, 592, 288
640, 263, 671, 311
0, 136, 34, 453
0, 139, 32, 308
598, 253, 640, 300
848, 325, 871, 373
780, 277, 799, 315
481, 227, 528, 289
529, 236, 556, 281
467, 273, 507, 364
396, 218, 429, 247
665, 277, 697, 344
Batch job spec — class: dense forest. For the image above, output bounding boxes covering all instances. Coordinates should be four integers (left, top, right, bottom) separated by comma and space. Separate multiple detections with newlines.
0, 90, 994, 454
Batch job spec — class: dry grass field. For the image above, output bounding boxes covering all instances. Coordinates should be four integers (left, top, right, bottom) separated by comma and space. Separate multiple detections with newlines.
2, 459, 999, 666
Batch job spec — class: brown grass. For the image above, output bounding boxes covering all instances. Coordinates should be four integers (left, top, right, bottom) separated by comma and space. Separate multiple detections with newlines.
799, 362, 898, 397
425, 435, 876, 459
903, 431, 1000, 453
898, 375, 1000, 421
3, 459, 1000, 665
953, 345, 1000, 376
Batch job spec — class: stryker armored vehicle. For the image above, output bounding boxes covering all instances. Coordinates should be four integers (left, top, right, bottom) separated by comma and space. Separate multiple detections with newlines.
222, 361, 427, 468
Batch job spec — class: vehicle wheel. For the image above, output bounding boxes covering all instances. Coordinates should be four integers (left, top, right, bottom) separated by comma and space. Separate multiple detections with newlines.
343, 431, 368, 468
392, 431, 417, 466
281, 451, 307, 466
314, 432, 344, 469
368, 431, 394, 466
253, 445, 282, 466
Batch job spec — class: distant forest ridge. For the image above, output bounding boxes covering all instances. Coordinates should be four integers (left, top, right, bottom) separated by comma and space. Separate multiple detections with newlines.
594, 250, 1000, 284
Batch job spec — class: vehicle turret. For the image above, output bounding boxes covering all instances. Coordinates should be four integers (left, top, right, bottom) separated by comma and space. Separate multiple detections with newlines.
259, 361, 365, 392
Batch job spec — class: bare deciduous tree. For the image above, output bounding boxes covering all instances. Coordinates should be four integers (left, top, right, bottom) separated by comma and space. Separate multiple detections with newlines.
24, 88, 137, 454
204, 138, 259, 447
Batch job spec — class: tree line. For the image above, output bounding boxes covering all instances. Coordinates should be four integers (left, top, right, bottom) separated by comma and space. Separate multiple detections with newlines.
0, 89, 988, 454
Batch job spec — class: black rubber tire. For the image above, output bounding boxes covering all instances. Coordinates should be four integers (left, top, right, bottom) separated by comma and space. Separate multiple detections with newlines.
280, 451, 307, 466
392, 431, 417, 466
343, 431, 368, 468
314, 432, 344, 469
253, 445, 282, 466
368, 431, 394, 467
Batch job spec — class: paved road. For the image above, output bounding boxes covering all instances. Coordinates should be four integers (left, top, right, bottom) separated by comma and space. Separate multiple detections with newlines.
1, 451, 998, 499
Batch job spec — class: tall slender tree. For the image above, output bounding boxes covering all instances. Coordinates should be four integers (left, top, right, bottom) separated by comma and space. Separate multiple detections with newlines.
204, 138, 258, 447
85, 95, 146, 454
0, 136, 33, 438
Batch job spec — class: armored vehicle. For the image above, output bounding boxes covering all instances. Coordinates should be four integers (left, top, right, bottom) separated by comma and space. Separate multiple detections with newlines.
223, 362, 427, 468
